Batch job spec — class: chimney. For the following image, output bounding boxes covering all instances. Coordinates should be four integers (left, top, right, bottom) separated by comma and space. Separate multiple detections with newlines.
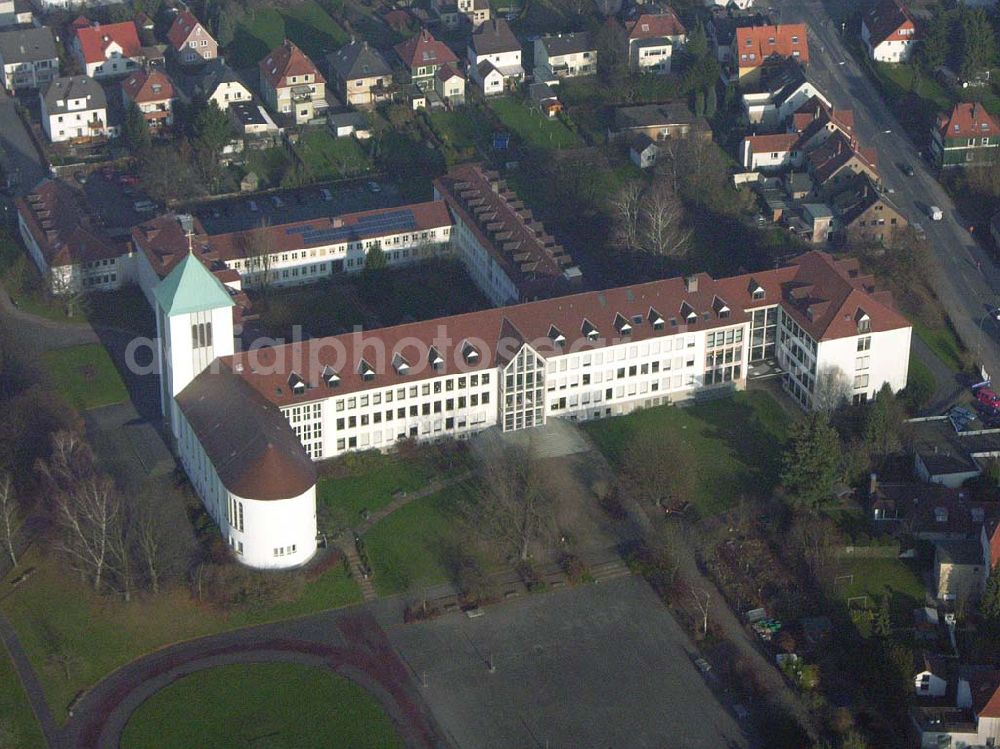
684, 275, 698, 293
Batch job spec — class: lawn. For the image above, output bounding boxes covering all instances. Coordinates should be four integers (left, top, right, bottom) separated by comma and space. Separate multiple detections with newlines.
835, 557, 926, 623
295, 130, 371, 180
42, 344, 128, 411
120, 663, 401, 749
246, 145, 295, 189
489, 97, 579, 150
426, 107, 493, 165
0, 548, 360, 723
226, 0, 348, 69
364, 481, 479, 595
0, 647, 45, 749
585, 390, 793, 515
0, 228, 78, 324
911, 316, 968, 372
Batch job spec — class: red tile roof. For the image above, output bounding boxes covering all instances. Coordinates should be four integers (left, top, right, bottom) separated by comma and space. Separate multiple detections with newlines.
131, 213, 211, 279
808, 131, 879, 185
122, 69, 174, 104
259, 39, 324, 89
626, 10, 686, 40
16, 179, 120, 269
745, 132, 800, 153
75, 20, 142, 65
864, 0, 917, 47
228, 251, 908, 408
980, 682, 1000, 718
937, 102, 1000, 141
734, 23, 809, 69
393, 29, 457, 70
167, 10, 211, 51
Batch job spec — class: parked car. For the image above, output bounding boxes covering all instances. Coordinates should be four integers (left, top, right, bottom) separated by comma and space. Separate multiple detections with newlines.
366, 181, 381, 193
912, 222, 926, 239
975, 387, 1000, 411
320, 188, 332, 201
73, 170, 87, 184
900, 162, 915, 177
929, 205, 944, 221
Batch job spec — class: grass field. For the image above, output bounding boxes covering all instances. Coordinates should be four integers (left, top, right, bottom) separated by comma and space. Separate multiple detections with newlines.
42, 344, 128, 411
0, 548, 359, 723
0, 647, 45, 749
911, 316, 968, 372
295, 130, 371, 180
364, 481, 479, 595
121, 663, 401, 749
428, 108, 491, 152
585, 390, 793, 515
226, 0, 348, 68
0, 229, 79, 324
489, 97, 579, 150
835, 557, 926, 623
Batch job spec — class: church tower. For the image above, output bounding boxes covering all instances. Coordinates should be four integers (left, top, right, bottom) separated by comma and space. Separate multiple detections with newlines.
153, 253, 235, 437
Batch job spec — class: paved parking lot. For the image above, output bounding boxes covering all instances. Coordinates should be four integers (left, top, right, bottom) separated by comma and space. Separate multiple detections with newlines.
387, 576, 748, 749
0, 89, 46, 195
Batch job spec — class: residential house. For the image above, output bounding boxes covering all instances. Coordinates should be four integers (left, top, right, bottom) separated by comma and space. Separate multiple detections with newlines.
870, 478, 999, 541
534, 33, 596, 81
915, 653, 950, 698
913, 607, 940, 642
0, 27, 58, 92
394, 29, 458, 93
861, 0, 918, 63
783, 171, 815, 200
430, 0, 490, 28
40, 75, 111, 143
16, 179, 124, 293
906, 416, 1000, 488
188, 59, 253, 111
626, 7, 687, 70
934, 533, 988, 602
467, 19, 523, 95
434, 64, 465, 106
609, 102, 712, 142
797, 203, 835, 243
830, 173, 905, 245
328, 111, 370, 138
789, 97, 855, 153
122, 69, 175, 130
0, 0, 33, 27
931, 101, 1000, 168
741, 58, 827, 128
739, 132, 803, 171
72, 18, 144, 79
807, 131, 880, 194
912, 672, 1000, 748
631, 134, 660, 168
229, 101, 279, 143
259, 40, 327, 125
327, 41, 392, 109
167, 10, 218, 66
731, 23, 809, 81
528, 82, 561, 118
708, 12, 771, 64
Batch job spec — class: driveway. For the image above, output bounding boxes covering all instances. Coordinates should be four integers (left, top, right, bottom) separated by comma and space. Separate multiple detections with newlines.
0, 89, 47, 195
770, 0, 1000, 377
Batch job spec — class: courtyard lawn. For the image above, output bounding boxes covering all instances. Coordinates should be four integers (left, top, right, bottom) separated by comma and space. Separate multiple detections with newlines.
295, 130, 371, 180
43, 344, 128, 411
120, 663, 401, 749
836, 557, 926, 622
489, 97, 579, 150
0, 548, 360, 723
585, 390, 793, 515
364, 481, 478, 595
226, 0, 348, 69
0, 229, 78, 324
0, 648, 45, 749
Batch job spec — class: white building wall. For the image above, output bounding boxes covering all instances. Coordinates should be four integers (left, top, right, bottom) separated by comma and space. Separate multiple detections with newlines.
815, 325, 911, 405
631, 41, 672, 74
439, 207, 519, 306
208, 80, 253, 111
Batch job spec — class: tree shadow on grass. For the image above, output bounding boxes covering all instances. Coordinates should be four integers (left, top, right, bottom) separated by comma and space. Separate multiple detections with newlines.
228, 25, 272, 70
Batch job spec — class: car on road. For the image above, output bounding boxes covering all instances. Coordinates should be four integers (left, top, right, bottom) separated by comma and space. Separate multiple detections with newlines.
900, 163, 915, 177
929, 205, 943, 221
992, 307, 1000, 322
694, 658, 712, 675
367, 181, 381, 193
73, 170, 87, 184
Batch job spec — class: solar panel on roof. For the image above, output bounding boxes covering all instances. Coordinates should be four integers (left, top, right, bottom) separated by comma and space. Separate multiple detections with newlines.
283, 209, 418, 247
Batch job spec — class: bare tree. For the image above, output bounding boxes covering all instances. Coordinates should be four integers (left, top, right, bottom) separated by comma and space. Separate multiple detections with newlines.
621, 429, 697, 510
54, 475, 121, 592
611, 181, 644, 250
241, 217, 273, 291
690, 587, 711, 635
469, 443, 553, 562
45, 269, 88, 319
812, 365, 852, 413
640, 182, 691, 257
131, 491, 193, 595
0, 472, 19, 567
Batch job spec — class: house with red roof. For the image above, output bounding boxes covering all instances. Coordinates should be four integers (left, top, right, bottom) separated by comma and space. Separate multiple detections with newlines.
394, 29, 458, 92
739, 132, 803, 171
861, 0, 918, 63
731, 23, 809, 81
72, 18, 144, 79
167, 10, 217, 66
932, 101, 1000, 168
624, 9, 687, 74
258, 40, 326, 125
122, 69, 175, 130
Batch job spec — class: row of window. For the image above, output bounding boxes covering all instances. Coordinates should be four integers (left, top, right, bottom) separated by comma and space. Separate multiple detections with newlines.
335, 392, 493, 429
334, 374, 491, 412
273, 544, 298, 557
83, 273, 116, 287
335, 412, 489, 451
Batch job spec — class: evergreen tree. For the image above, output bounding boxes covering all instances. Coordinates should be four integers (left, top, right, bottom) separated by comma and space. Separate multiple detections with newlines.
364, 242, 387, 272
781, 413, 843, 511
864, 383, 904, 463
193, 101, 234, 157
959, 8, 998, 80
920, 11, 952, 71
705, 86, 717, 119
982, 565, 1000, 622
687, 21, 708, 60
123, 102, 151, 153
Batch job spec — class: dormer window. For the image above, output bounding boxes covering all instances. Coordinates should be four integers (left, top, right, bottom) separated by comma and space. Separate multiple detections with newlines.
392, 353, 410, 375
462, 341, 480, 364
428, 347, 445, 371
649, 307, 665, 330
358, 359, 375, 381
288, 372, 306, 394
856, 309, 871, 334
614, 313, 632, 335
322, 365, 340, 388
549, 325, 566, 346
749, 279, 765, 300
713, 296, 731, 319
581, 319, 599, 341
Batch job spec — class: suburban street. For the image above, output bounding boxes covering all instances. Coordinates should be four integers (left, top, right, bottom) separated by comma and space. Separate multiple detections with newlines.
772, 0, 1000, 379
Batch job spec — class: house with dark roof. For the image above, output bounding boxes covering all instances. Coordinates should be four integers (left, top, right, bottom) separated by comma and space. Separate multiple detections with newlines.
259, 39, 326, 125
167, 10, 217, 66
905, 416, 1000, 488
829, 172, 906, 246
40, 75, 112, 143
609, 102, 711, 142
71, 18, 144, 79
430, 0, 490, 29
932, 102, 1000, 168
185, 59, 253, 112
327, 41, 392, 108
807, 131, 880, 193
394, 29, 458, 92
731, 23, 809, 80
861, 0, 918, 63
741, 58, 828, 128
625, 10, 685, 73
467, 19, 523, 94
534, 32, 596, 81
434, 64, 465, 106
15, 179, 122, 293
0, 27, 58, 92
122, 69, 175, 130
789, 97, 856, 152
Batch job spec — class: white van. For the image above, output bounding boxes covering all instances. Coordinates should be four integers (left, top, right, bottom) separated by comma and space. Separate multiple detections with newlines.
929, 206, 943, 221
